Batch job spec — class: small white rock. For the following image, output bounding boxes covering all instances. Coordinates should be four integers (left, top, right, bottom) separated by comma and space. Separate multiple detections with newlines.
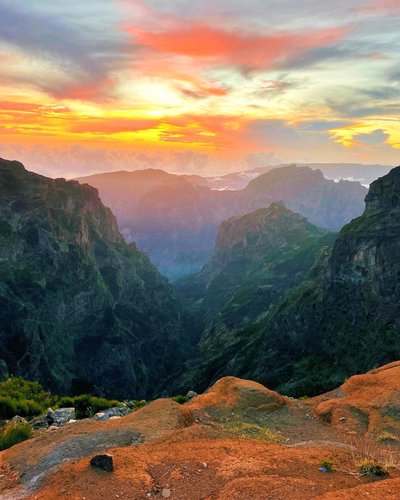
162, 488, 171, 498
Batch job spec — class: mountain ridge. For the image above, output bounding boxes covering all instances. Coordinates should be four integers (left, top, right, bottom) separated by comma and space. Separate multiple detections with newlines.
175, 165, 400, 397
77, 165, 367, 278
0, 158, 185, 399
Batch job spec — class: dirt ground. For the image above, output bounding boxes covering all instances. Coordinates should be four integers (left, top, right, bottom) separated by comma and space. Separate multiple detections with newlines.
0, 364, 399, 500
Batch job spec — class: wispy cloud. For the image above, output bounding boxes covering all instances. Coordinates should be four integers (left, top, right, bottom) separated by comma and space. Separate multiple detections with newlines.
0, 0, 399, 171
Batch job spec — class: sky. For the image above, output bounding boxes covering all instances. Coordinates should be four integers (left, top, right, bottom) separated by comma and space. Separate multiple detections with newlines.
0, 0, 399, 177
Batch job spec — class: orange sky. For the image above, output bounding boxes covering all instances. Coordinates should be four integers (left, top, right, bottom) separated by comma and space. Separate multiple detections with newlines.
0, 0, 399, 177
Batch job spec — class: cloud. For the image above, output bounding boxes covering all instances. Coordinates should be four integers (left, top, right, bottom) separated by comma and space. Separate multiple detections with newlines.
356, 0, 400, 14
353, 129, 389, 144
0, 1, 127, 101
127, 24, 348, 71
245, 151, 282, 167
70, 118, 158, 134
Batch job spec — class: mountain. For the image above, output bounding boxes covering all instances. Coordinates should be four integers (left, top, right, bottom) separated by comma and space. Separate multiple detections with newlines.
295, 162, 393, 186
77, 169, 236, 278
177, 166, 400, 397
176, 203, 335, 332
77, 165, 367, 279
207, 163, 393, 190
238, 165, 366, 231
0, 158, 184, 399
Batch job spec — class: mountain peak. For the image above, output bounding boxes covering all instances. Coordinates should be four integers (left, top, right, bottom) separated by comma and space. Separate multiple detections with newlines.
365, 165, 400, 213
215, 202, 321, 253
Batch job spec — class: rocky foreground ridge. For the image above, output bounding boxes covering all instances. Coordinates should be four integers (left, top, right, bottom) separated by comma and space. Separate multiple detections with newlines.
0, 362, 399, 499
0, 158, 184, 399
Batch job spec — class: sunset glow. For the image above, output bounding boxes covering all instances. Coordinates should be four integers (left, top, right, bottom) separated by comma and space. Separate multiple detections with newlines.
0, 0, 399, 176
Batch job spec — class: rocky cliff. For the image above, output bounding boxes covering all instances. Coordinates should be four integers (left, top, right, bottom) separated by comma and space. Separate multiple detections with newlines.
0, 159, 184, 399
177, 166, 400, 397
175, 203, 335, 391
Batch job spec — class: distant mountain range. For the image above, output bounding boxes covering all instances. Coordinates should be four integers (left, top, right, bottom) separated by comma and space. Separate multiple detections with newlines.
77, 165, 367, 279
202, 163, 393, 190
1, 157, 400, 403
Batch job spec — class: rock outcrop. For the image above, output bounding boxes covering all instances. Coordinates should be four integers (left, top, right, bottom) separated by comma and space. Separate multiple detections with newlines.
312, 361, 400, 437
1, 364, 399, 500
0, 158, 184, 399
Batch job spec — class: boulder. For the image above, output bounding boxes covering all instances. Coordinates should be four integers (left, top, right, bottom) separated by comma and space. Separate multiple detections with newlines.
47, 408, 76, 426
30, 414, 49, 430
90, 454, 114, 472
10, 416, 28, 425
187, 390, 197, 399
93, 406, 130, 421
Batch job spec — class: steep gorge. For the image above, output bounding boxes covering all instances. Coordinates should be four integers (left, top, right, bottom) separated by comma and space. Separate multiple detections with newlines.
0, 158, 184, 399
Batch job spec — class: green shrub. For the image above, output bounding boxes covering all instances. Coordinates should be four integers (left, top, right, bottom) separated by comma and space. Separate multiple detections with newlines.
57, 396, 75, 408
0, 396, 45, 419
358, 460, 388, 477
320, 459, 334, 472
0, 422, 33, 451
16, 399, 44, 417
0, 377, 53, 419
377, 432, 399, 443
129, 400, 148, 411
0, 397, 18, 419
0, 378, 53, 408
0, 377, 121, 420
172, 395, 189, 405
70, 395, 121, 419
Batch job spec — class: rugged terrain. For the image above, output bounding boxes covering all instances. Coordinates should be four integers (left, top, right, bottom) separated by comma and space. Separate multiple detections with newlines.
0, 158, 184, 399
0, 362, 399, 499
176, 165, 400, 397
176, 202, 335, 348
78, 166, 366, 278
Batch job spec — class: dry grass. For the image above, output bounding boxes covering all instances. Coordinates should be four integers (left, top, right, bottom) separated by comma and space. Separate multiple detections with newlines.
377, 431, 399, 444
349, 437, 400, 472
221, 420, 285, 443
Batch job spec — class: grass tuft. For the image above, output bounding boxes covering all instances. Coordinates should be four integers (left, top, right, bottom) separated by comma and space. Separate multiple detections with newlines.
0, 422, 33, 451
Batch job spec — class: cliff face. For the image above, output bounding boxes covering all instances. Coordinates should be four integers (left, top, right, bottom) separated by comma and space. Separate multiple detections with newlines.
0, 159, 184, 399
177, 167, 400, 397
250, 166, 400, 395
174, 204, 335, 391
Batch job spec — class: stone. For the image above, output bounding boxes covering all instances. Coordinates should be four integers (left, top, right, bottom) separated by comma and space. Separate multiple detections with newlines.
90, 454, 114, 472
30, 414, 49, 430
187, 391, 197, 399
47, 407, 76, 426
10, 416, 28, 425
161, 488, 171, 498
93, 407, 130, 421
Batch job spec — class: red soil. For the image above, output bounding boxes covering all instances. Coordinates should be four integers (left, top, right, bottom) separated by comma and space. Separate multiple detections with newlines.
0, 366, 399, 500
